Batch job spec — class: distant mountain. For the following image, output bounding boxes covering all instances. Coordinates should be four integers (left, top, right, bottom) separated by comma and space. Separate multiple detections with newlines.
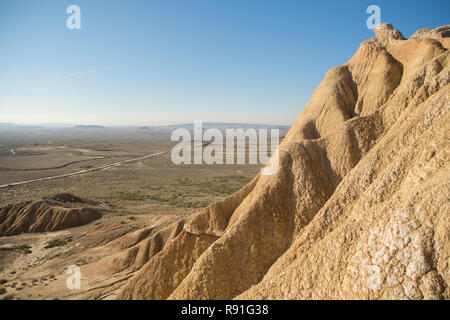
137, 126, 154, 131
0, 122, 17, 127
0, 123, 43, 132
73, 125, 106, 129
138, 122, 291, 131
0, 122, 289, 132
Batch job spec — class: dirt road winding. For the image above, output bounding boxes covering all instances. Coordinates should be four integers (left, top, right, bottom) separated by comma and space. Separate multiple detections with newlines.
0, 151, 167, 189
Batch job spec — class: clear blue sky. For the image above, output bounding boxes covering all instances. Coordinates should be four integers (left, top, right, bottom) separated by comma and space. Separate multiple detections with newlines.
0, 0, 448, 126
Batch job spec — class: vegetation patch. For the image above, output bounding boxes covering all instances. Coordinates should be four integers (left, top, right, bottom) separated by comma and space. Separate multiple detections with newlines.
115, 191, 148, 201
44, 236, 73, 249
172, 175, 251, 196
17, 245, 32, 254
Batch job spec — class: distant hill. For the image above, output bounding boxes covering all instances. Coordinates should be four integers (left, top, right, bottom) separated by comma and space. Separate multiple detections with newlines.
0, 123, 43, 132
138, 122, 291, 131
0, 122, 289, 132
137, 126, 154, 131
73, 125, 106, 130
0, 122, 18, 127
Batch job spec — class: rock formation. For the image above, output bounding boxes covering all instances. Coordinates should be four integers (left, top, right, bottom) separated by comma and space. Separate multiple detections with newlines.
0, 194, 103, 236
86, 219, 186, 276
118, 24, 449, 300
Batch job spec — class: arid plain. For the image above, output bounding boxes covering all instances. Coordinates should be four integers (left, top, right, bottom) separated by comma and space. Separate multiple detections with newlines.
0, 125, 282, 299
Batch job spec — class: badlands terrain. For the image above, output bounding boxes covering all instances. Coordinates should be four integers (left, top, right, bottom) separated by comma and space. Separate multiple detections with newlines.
1, 23, 449, 300
0, 128, 264, 299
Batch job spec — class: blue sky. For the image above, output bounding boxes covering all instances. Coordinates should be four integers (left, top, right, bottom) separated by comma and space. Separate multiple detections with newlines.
0, 0, 449, 126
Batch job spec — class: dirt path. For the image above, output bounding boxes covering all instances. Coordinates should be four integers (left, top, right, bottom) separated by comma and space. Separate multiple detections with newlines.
0, 151, 168, 189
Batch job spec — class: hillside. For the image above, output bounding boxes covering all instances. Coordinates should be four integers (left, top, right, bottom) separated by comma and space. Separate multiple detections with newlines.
117, 23, 450, 300
0, 194, 103, 236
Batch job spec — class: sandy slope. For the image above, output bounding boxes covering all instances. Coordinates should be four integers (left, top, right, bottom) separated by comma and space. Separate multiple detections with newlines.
0, 206, 182, 300
117, 24, 450, 300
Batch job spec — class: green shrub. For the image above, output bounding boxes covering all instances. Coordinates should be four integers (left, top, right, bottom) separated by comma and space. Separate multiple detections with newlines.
44, 236, 73, 249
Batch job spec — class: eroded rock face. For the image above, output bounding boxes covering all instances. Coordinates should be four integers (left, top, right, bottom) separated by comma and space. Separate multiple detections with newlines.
118, 24, 450, 300
0, 194, 103, 236
410, 25, 450, 40
374, 23, 406, 44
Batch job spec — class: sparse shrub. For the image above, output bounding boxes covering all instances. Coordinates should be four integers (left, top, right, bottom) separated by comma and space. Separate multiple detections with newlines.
116, 191, 148, 201
17, 245, 32, 254
44, 236, 73, 249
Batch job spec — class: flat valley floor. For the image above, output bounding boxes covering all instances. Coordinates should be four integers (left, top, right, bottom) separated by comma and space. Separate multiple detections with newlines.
0, 128, 263, 299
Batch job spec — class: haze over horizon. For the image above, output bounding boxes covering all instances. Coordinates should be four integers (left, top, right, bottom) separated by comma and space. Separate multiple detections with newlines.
1, 0, 449, 126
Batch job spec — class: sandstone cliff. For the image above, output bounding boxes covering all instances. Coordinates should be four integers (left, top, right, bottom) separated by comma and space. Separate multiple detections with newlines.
118, 24, 450, 300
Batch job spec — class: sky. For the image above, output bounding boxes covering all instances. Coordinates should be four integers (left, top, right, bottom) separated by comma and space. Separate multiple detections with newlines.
0, 0, 449, 126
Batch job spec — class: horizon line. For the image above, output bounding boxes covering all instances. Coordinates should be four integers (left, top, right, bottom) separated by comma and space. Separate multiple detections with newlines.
0, 121, 293, 128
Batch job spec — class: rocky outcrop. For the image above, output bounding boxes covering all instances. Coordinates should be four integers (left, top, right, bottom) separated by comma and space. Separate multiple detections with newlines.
118, 24, 450, 300
86, 220, 186, 276
410, 25, 450, 40
0, 194, 103, 236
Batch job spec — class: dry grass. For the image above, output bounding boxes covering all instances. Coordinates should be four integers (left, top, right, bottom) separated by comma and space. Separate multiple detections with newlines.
0, 131, 260, 214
